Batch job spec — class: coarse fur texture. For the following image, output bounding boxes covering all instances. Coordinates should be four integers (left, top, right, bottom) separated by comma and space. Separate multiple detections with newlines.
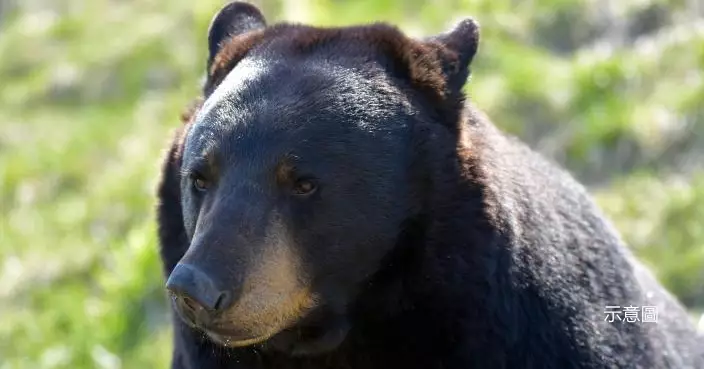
156, 2, 704, 368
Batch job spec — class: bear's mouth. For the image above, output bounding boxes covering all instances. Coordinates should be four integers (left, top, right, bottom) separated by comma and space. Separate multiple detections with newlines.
203, 306, 351, 355
205, 327, 278, 348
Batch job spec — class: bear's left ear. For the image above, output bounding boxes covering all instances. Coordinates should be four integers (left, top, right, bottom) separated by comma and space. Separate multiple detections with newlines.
426, 18, 480, 94
206, 2, 267, 71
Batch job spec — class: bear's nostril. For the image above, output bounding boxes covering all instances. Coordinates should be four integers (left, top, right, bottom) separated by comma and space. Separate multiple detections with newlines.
213, 291, 232, 311
172, 294, 198, 328
172, 293, 218, 328
182, 296, 201, 312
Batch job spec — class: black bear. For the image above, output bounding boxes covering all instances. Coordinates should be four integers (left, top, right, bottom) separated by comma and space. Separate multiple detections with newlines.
156, 2, 704, 368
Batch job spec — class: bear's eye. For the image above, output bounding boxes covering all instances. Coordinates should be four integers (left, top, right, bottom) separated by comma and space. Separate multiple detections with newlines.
292, 178, 318, 196
191, 174, 210, 192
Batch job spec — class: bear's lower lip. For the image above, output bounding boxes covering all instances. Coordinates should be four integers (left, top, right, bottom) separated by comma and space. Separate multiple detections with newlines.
205, 329, 276, 348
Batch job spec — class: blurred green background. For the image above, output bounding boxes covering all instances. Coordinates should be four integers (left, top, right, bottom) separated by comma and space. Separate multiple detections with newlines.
0, 0, 703, 368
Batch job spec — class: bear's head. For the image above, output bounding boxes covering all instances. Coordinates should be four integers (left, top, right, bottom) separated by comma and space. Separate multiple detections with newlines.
162, 1, 480, 356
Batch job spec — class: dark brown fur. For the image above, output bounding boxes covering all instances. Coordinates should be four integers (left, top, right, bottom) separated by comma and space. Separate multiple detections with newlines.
158, 3, 704, 369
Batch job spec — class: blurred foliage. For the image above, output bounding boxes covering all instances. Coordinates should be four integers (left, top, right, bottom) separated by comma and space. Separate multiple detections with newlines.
0, 0, 702, 368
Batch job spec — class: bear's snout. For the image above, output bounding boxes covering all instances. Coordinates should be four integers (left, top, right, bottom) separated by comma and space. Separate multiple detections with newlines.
166, 263, 235, 328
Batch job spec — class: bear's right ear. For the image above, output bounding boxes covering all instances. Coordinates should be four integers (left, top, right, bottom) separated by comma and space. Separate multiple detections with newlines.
426, 18, 480, 96
206, 2, 267, 71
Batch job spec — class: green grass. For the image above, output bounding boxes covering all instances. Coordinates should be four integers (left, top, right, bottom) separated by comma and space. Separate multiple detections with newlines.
1, 0, 703, 368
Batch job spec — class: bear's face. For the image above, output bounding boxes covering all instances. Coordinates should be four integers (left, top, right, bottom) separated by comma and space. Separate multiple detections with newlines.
179, 57, 418, 349
164, 1, 479, 356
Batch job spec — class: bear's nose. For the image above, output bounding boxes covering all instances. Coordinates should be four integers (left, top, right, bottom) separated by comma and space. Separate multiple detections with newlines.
166, 263, 233, 327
